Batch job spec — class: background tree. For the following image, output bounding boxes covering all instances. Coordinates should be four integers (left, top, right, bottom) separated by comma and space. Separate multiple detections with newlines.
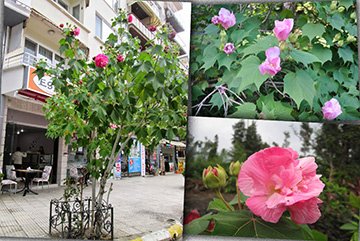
35, 10, 187, 236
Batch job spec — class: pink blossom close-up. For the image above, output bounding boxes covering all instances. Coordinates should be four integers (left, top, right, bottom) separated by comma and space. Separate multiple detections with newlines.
274, 18, 294, 41
259, 46, 281, 76
74, 28, 80, 36
223, 43, 235, 54
94, 54, 108, 68
117, 54, 124, 62
128, 15, 133, 23
322, 98, 342, 120
211, 16, 219, 25
218, 8, 236, 29
238, 147, 325, 225
149, 25, 157, 32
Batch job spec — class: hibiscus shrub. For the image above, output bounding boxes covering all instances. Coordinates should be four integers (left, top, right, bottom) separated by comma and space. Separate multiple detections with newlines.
190, 2, 359, 121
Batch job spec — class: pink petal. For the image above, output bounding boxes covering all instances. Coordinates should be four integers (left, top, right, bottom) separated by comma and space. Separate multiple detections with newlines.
266, 47, 281, 61
246, 196, 287, 223
288, 198, 322, 225
296, 157, 317, 177
259, 63, 267, 75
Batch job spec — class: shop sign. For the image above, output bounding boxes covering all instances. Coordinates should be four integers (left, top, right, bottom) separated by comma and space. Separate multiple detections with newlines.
128, 139, 141, 173
114, 153, 121, 178
25, 66, 55, 96
141, 144, 145, 176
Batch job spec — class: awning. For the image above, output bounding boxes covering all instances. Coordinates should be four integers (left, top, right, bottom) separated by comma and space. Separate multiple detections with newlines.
160, 139, 186, 147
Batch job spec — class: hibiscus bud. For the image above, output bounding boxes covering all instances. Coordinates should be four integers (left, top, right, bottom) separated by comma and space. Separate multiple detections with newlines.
229, 161, 242, 177
79, 80, 83, 84
330, 1, 337, 10
346, 35, 356, 42
333, 33, 341, 42
259, 112, 267, 119
202, 165, 228, 189
219, 43, 225, 51
73, 99, 79, 105
338, 6, 345, 13
288, 33, 298, 43
279, 41, 289, 51
338, 40, 344, 46
60, 23, 64, 28
350, 12, 357, 19
220, 30, 227, 37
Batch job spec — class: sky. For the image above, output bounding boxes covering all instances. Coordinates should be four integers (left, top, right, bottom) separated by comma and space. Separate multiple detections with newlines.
188, 116, 321, 156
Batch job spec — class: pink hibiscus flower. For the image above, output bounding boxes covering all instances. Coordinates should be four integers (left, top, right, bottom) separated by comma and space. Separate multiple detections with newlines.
259, 46, 281, 76
238, 147, 325, 225
218, 8, 236, 29
94, 54, 108, 68
322, 98, 342, 120
274, 19, 294, 41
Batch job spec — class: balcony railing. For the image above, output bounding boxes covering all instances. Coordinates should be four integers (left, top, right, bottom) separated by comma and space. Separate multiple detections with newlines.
3, 52, 57, 69
129, 15, 161, 45
7, 0, 31, 11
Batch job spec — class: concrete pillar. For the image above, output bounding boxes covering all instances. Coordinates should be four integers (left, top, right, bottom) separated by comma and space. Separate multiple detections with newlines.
56, 138, 68, 185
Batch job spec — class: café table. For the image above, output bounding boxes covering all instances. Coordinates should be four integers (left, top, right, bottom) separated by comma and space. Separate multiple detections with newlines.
13, 169, 43, 196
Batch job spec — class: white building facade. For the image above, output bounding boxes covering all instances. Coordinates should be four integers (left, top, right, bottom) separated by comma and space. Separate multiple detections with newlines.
1, 0, 189, 185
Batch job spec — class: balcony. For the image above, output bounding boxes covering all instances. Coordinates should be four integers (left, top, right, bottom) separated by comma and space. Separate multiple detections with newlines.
4, 0, 31, 27
129, 15, 161, 46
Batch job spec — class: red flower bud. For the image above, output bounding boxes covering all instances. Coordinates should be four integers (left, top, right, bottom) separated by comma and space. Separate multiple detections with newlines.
79, 80, 83, 84
60, 23, 64, 28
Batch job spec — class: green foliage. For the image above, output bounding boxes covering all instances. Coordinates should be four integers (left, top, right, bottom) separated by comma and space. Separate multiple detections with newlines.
191, 1, 359, 120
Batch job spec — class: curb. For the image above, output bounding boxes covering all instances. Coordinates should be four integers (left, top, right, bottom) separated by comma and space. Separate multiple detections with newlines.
131, 223, 183, 241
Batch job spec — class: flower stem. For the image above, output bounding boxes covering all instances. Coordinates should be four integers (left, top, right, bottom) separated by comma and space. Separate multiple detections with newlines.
216, 188, 233, 211
236, 181, 242, 210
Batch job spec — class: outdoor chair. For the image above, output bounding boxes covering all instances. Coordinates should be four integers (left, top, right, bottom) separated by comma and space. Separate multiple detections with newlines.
32, 165, 52, 190
6, 165, 21, 182
0, 169, 17, 194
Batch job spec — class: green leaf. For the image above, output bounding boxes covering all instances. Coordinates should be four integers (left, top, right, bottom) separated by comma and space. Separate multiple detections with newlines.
209, 92, 225, 110
228, 103, 257, 119
340, 223, 358, 231
261, 100, 295, 121
231, 29, 252, 45
208, 198, 234, 212
310, 44, 332, 64
201, 46, 218, 71
302, 23, 325, 41
183, 213, 213, 235
338, 46, 354, 63
204, 24, 220, 36
349, 193, 360, 209
280, 9, 294, 19
236, 56, 269, 92
211, 210, 306, 239
311, 230, 328, 241
242, 35, 279, 57
229, 190, 249, 205
290, 49, 320, 67
217, 52, 237, 71
339, 0, 355, 9
328, 14, 345, 31
316, 76, 339, 94
284, 69, 316, 109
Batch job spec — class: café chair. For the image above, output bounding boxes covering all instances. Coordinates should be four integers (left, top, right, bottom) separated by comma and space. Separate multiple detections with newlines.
32, 166, 52, 190
6, 165, 21, 182
0, 169, 17, 194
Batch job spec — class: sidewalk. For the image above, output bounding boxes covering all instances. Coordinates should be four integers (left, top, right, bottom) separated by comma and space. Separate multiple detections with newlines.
0, 173, 185, 241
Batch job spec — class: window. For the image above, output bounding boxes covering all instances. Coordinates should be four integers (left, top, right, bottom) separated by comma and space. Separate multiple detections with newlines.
57, 0, 68, 11
95, 14, 113, 41
95, 15, 102, 39
72, 4, 80, 21
39, 46, 52, 63
24, 38, 62, 66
